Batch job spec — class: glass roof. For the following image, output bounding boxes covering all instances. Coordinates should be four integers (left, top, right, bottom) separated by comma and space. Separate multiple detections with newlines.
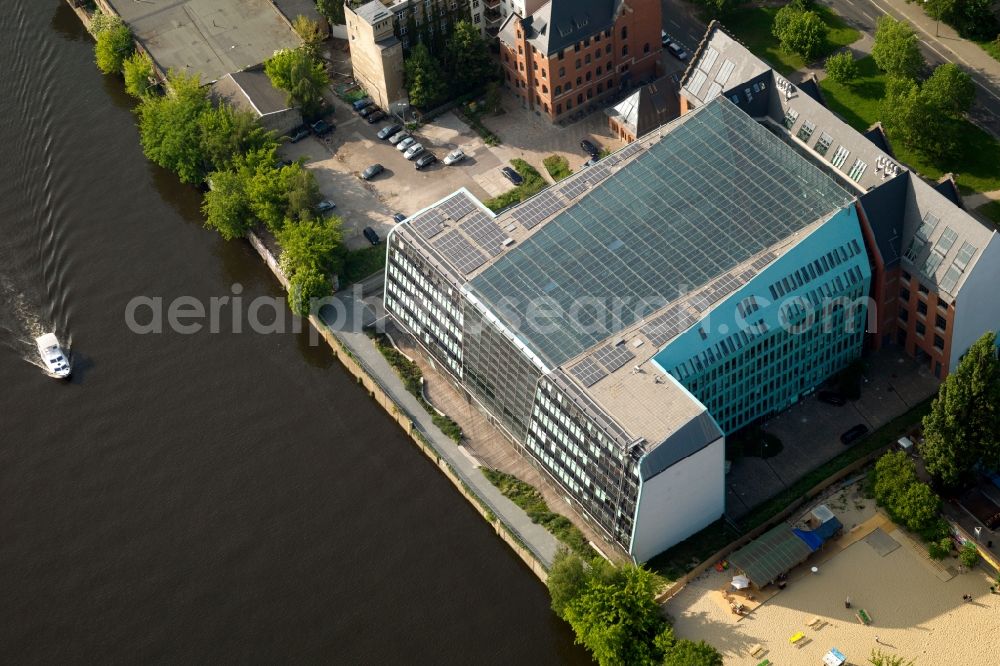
468, 98, 852, 367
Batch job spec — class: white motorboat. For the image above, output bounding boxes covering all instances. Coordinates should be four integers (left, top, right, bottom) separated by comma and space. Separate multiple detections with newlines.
35, 332, 71, 379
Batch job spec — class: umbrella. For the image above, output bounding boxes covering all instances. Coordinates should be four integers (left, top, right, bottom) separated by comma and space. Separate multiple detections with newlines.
731, 575, 750, 589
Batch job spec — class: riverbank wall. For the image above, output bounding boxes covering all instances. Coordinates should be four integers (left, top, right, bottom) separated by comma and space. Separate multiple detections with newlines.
246, 232, 550, 582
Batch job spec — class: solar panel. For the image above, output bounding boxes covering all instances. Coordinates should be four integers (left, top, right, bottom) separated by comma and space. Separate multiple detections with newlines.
460, 212, 507, 256
615, 141, 643, 164
411, 209, 446, 239
438, 192, 477, 221
433, 230, 488, 275
569, 356, 608, 388
751, 252, 776, 271
592, 344, 636, 373
510, 191, 564, 229
642, 305, 697, 346
562, 165, 611, 200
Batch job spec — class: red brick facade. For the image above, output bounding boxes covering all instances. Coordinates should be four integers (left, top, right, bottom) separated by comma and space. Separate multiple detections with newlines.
499, 0, 662, 121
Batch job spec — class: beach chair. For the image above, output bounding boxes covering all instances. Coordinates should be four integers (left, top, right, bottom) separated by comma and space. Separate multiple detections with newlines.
807, 615, 822, 628
747, 643, 765, 658
756, 660, 771, 666
789, 631, 805, 645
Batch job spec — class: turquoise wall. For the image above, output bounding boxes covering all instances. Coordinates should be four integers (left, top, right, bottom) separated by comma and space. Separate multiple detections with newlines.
652, 205, 871, 434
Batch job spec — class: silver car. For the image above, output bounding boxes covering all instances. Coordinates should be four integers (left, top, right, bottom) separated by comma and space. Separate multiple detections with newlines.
443, 149, 466, 165
404, 143, 425, 160
389, 131, 410, 145
396, 136, 416, 152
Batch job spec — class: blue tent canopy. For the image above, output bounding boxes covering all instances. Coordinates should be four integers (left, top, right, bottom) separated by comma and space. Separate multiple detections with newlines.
793, 528, 824, 552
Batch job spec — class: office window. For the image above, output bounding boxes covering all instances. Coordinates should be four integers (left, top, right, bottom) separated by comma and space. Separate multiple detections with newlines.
935, 314, 946, 330
606, 44, 612, 54
576, 59, 581, 68
917, 301, 928, 316
899, 287, 910, 302
916, 321, 926, 337
899, 308, 909, 323
621, 26, 627, 39
585, 54, 591, 64
558, 66, 565, 77
555, 85, 561, 95
934, 335, 945, 350
622, 45, 628, 56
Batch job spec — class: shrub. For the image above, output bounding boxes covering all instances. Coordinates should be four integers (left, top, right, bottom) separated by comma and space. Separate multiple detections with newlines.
543, 154, 573, 181
484, 159, 546, 212
94, 23, 133, 75
959, 541, 979, 568
826, 50, 859, 84
928, 536, 952, 560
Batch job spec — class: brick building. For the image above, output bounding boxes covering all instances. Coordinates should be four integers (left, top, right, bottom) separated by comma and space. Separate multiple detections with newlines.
497, 0, 662, 121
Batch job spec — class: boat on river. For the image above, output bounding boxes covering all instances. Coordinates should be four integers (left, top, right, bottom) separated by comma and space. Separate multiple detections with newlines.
35, 332, 70, 379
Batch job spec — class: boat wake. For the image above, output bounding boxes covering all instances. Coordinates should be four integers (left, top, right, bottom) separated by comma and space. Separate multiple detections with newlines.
0, 275, 69, 373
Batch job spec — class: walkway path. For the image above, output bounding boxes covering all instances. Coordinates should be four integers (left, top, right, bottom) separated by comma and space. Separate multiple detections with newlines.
319, 284, 563, 570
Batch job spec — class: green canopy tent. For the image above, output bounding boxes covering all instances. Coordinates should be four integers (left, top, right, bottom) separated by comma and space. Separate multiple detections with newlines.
728, 523, 814, 587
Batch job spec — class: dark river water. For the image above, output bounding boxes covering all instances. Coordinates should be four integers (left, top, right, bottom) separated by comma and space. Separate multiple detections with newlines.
0, 2, 589, 662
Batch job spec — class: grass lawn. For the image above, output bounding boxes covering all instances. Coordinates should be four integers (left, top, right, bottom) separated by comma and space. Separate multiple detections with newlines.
819, 56, 1000, 193
724, 6, 860, 75
975, 200, 1000, 229
484, 159, 546, 212
342, 245, 386, 284
977, 38, 1000, 64
542, 154, 573, 181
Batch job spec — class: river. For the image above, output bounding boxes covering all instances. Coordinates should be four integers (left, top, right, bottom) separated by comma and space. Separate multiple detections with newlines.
0, 2, 589, 662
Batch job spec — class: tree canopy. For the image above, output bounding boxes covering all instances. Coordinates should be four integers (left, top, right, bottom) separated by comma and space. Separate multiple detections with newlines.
95, 23, 134, 75
287, 265, 332, 316
922, 331, 1000, 487
825, 50, 859, 84
293, 15, 325, 59
920, 63, 975, 118
872, 16, 925, 80
136, 71, 213, 184
277, 214, 344, 279
264, 47, 329, 119
773, 1, 829, 62
404, 43, 448, 109
444, 21, 496, 95
917, 0, 999, 41
661, 639, 724, 666
123, 51, 155, 98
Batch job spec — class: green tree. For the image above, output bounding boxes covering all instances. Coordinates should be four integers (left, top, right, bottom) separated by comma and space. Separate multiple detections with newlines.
959, 541, 979, 568
872, 16, 925, 80
483, 81, 502, 114
773, 4, 829, 62
136, 70, 213, 184
547, 549, 592, 618
873, 450, 918, 509
563, 566, 667, 666
95, 24, 134, 75
922, 331, 1000, 487
264, 47, 329, 119
921, 63, 975, 118
661, 639, 723, 666
197, 104, 276, 173
928, 536, 952, 560
287, 265, 331, 316
880, 75, 959, 162
444, 21, 495, 96
89, 9, 122, 36
315, 0, 345, 25
276, 215, 345, 278
202, 169, 252, 240
694, 0, 740, 18
918, 0, 999, 40
404, 43, 447, 109
293, 15, 325, 59
825, 50, 860, 84
896, 482, 940, 533
122, 51, 155, 98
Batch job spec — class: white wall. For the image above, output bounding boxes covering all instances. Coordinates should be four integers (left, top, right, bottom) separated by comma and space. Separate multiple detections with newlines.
949, 235, 1000, 370
629, 436, 725, 562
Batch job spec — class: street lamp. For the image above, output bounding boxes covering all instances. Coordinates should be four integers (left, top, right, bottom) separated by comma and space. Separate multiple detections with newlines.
923, 0, 940, 37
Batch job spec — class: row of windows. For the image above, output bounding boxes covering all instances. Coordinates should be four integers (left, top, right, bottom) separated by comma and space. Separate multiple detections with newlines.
387, 262, 463, 338
385, 284, 462, 363
767, 239, 862, 300
783, 108, 875, 182
391, 249, 463, 321
385, 293, 463, 377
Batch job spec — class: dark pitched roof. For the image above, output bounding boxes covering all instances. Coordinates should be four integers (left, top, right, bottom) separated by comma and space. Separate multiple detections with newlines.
797, 74, 824, 105
522, 0, 619, 56
934, 173, 964, 209
862, 123, 895, 158
605, 75, 679, 136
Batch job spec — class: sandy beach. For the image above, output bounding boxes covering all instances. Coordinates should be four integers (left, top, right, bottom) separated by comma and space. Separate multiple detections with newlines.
665, 484, 1000, 665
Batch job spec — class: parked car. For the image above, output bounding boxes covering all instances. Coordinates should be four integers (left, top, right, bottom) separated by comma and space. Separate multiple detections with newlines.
315, 199, 336, 213
661, 33, 689, 60
359, 105, 378, 118
404, 143, 425, 160
311, 119, 334, 136
377, 123, 402, 140
583, 157, 599, 167
396, 136, 416, 152
415, 152, 437, 169
818, 390, 846, 406
840, 424, 869, 446
393, 213, 407, 224
366, 110, 386, 124
361, 163, 384, 180
501, 166, 524, 185
580, 138, 599, 157
362, 226, 380, 245
351, 97, 373, 111
274, 159, 293, 169
388, 131, 410, 145
443, 149, 466, 165
287, 125, 310, 143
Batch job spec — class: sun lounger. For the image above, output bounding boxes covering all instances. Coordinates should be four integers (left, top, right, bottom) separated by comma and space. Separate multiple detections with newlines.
747, 643, 765, 657
790, 631, 805, 644
807, 615, 822, 628
756, 660, 771, 666
856, 609, 872, 625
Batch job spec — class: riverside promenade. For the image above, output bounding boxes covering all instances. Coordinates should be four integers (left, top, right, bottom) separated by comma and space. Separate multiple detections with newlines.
316, 279, 562, 573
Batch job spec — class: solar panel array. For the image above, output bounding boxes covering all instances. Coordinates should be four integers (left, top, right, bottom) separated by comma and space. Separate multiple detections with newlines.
750, 251, 777, 271
411, 209, 445, 239
510, 191, 565, 230
460, 212, 506, 257
562, 164, 610, 199
469, 98, 852, 365
591, 344, 636, 373
569, 356, 608, 388
606, 141, 643, 167
642, 304, 698, 347
438, 192, 477, 222
433, 230, 488, 275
